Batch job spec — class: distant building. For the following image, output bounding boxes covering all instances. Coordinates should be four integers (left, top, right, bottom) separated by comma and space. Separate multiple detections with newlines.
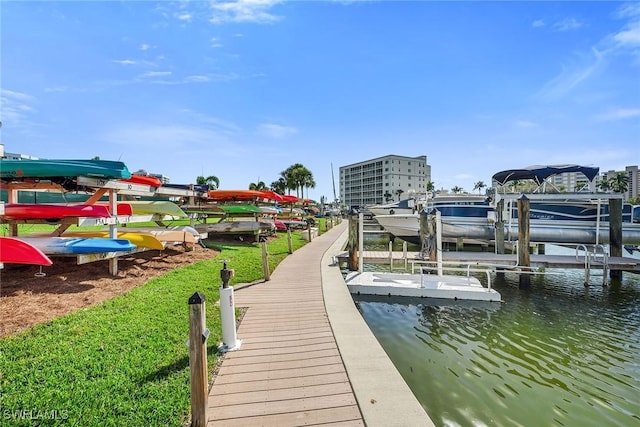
150, 173, 171, 184
339, 154, 431, 208
550, 170, 595, 192
1, 145, 39, 160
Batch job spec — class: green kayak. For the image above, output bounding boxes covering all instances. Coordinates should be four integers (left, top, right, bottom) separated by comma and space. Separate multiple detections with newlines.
219, 204, 263, 215
0, 159, 132, 179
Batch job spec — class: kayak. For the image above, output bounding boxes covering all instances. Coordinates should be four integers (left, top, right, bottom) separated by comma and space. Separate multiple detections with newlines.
0, 236, 53, 266
0, 159, 131, 180
16, 237, 137, 255
40, 231, 165, 250
1, 203, 112, 220
121, 174, 163, 187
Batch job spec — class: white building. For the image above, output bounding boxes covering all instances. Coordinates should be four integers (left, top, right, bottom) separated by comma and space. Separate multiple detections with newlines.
339, 154, 431, 209
550, 171, 595, 192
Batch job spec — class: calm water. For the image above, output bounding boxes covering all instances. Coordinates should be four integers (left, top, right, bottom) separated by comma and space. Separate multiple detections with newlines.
354, 234, 640, 426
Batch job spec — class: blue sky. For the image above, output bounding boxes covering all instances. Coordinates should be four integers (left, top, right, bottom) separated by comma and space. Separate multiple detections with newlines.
2, 1, 639, 202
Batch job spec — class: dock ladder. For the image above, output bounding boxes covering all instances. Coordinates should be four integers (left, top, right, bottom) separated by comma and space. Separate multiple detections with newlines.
576, 244, 609, 286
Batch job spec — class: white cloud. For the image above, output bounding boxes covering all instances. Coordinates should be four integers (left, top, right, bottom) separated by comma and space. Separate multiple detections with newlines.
536, 47, 606, 100
613, 21, 640, 47
176, 12, 193, 22
209, 0, 283, 24
257, 123, 298, 139
0, 89, 37, 128
140, 71, 173, 78
514, 120, 538, 128
532, 20, 545, 28
594, 107, 640, 121
185, 75, 211, 83
553, 17, 583, 32
211, 37, 223, 48
140, 44, 151, 51
113, 59, 137, 65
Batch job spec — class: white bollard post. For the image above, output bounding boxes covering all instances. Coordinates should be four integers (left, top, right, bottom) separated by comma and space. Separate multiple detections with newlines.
218, 261, 241, 352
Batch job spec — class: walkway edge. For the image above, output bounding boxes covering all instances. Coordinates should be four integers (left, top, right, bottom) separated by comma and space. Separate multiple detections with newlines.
321, 224, 436, 427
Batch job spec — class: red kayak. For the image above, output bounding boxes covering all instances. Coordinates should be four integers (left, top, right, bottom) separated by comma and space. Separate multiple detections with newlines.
0, 236, 53, 266
121, 174, 163, 187
94, 203, 133, 216
1, 204, 112, 220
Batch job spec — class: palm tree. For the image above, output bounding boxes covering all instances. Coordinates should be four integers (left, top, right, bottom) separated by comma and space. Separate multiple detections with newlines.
196, 175, 219, 189
396, 189, 404, 201
280, 163, 314, 199
610, 172, 629, 194
280, 164, 302, 196
384, 191, 392, 202
249, 181, 267, 190
598, 178, 611, 192
270, 177, 287, 195
301, 172, 316, 200
451, 186, 463, 194
473, 180, 486, 195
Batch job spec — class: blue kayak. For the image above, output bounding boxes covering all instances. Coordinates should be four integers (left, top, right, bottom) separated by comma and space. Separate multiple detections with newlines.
16, 237, 137, 255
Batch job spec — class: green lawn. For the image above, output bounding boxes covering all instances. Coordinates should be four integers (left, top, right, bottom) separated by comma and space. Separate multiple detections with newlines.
0, 221, 332, 426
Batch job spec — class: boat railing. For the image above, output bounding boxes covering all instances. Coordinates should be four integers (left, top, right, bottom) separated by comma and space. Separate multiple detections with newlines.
410, 260, 494, 291
575, 244, 609, 286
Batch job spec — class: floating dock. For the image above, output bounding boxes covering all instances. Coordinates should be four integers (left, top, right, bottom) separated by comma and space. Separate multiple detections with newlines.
345, 271, 502, 302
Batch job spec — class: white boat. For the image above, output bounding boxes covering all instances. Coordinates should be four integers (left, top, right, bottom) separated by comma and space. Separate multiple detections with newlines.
368, 198, 420, 216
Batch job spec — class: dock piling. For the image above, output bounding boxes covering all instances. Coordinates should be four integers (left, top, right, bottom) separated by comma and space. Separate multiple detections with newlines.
517, 195, 531, 287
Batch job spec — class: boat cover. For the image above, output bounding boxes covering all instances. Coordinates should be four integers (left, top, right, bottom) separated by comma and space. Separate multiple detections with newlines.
492, 165, 600, 185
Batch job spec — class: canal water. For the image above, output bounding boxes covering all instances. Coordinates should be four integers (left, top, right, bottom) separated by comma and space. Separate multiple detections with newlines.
353, 233, 640, 426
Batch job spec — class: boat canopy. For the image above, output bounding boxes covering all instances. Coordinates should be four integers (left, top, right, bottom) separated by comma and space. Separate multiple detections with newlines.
492, 165, 600, 186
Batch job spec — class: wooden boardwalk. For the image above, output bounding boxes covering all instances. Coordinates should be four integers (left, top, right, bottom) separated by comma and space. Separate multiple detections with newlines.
207, 224, 364, 426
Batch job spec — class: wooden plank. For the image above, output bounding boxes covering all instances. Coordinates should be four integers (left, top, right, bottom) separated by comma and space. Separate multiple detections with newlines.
210, 372, 351, 395
208, 405, 362, 427
210, 393, 357, 420
220, 355, 344, 375
215, 363, 346, 384
239, 336, 336, 351
210, 382, 354, 406
222, 349, 340, 366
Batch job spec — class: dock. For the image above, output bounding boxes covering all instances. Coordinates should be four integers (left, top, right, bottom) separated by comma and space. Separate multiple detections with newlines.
207, 222, 434, 426
336, 250, 640, 272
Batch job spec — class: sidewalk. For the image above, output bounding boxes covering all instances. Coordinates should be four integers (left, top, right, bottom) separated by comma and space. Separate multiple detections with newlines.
207, 221, 433, 426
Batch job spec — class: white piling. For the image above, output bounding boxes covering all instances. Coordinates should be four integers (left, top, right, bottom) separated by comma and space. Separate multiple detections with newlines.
219, 286, 241, 352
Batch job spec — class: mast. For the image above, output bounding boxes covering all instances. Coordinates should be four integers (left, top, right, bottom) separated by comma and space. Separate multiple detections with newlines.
331, 163, 337, 203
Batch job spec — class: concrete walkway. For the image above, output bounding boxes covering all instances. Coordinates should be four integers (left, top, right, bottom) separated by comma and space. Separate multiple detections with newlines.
207, 221, 434, 426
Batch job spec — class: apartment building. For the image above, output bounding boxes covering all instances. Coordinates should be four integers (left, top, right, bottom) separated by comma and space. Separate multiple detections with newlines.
339, 154, 431, 208
550, 171, 596, 192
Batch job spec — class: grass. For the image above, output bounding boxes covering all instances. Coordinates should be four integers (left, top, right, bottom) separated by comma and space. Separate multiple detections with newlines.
0, 221, 329, 426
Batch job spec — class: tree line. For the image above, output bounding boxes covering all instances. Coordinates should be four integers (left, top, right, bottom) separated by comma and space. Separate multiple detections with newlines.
196, 163, 316, 200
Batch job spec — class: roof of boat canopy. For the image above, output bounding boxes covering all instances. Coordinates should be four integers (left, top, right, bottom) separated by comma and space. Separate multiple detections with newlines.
492, 164, 600, 186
